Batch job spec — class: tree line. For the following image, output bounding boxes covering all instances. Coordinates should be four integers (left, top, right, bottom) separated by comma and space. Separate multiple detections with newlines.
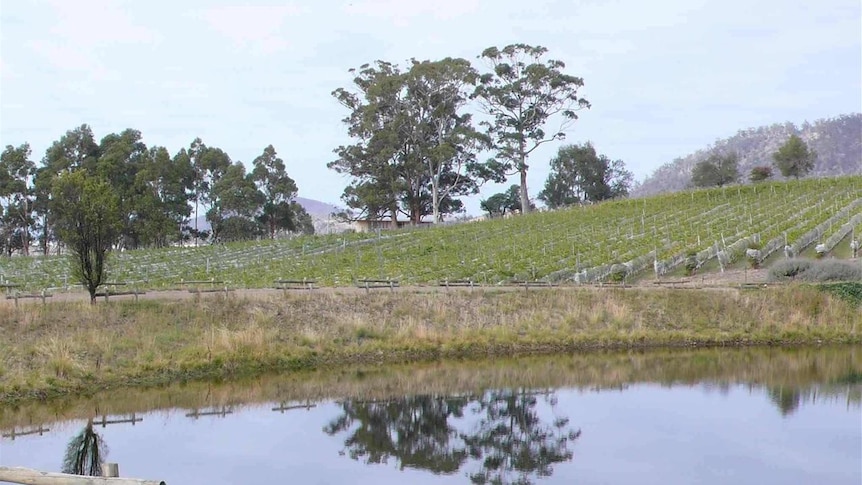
690, 134, 817, 188
329, 43, 632, 222
0, 125, 313, 258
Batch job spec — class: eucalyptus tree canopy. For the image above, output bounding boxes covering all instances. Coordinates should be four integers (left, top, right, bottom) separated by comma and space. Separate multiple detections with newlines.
0, 143, 36, 255
538, 142, 632, 208
473, 44, 590, 214
330, 58, 499, 224
252, 144, 302, 238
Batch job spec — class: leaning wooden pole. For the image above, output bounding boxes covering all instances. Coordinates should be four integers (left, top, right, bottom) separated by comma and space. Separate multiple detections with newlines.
0, 467, 165, 485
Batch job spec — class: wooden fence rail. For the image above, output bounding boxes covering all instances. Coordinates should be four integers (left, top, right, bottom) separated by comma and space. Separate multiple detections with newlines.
0, 465, 165, 485
356, 279, 399, 292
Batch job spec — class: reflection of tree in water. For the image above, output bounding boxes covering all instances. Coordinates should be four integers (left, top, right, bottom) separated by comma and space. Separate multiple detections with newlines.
767, 386, 802, 417
62, 418, 109, 476
324, 390, 580, 484
324, 395, 471, 473
463, 390, 580, 485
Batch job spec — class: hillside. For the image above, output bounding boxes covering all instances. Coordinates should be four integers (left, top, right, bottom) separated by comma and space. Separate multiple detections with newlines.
187, 196, 346, 235
295, 196, 341, 218
1, 177, 859, 289
634, 114, 861, 197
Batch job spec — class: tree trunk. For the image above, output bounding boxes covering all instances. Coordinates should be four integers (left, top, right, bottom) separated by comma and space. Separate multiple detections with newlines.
431, 176, 440, 223
42, 215, 49, 255
390, 204, 399, 230
194, 199, 199, 246
518, 147, 530, 213
519, 168, 530, 214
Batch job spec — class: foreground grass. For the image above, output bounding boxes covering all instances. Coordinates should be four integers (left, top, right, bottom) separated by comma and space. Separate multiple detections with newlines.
0, 286, 859, 404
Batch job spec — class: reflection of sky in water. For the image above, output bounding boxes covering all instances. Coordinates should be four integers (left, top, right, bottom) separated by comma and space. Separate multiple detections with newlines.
1, 383, 859, 485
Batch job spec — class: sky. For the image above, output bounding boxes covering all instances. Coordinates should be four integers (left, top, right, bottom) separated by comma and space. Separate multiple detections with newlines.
1, 0, 860, 216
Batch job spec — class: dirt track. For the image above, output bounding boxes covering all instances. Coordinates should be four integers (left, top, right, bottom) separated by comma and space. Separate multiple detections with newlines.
1, 269, 769, 306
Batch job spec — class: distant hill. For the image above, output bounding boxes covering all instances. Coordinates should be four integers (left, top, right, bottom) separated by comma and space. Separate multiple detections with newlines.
188, 197, 344, 234
633, 114, 862, 197
295, 197, 341, 218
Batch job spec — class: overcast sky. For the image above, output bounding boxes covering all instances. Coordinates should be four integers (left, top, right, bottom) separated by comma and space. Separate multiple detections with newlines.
1, 0, 860, 215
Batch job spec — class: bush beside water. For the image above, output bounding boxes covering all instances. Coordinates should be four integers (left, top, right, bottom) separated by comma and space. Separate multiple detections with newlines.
769, 258, 861, 282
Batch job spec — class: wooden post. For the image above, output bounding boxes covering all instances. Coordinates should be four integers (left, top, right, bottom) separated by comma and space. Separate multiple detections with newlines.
102, 464, 119, 478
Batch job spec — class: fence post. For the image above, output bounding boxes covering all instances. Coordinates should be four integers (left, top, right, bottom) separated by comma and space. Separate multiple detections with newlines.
103, 463, 120, 477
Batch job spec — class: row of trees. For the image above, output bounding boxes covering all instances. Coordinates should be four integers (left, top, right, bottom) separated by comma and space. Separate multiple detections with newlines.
477, 142, 633, 217
0, 125, 313, 258
691, 134, 817, 188
330, 44, 591, 221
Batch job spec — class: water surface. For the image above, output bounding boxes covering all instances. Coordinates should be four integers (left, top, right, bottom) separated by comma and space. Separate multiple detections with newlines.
1, 346, 860, 484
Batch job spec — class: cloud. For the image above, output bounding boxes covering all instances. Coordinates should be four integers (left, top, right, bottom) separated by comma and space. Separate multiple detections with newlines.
24, 0, 159, 78
201, 5, 305, 55
344, 0, 481, 26
29, 41, 120, 81
43, 0, 160, 45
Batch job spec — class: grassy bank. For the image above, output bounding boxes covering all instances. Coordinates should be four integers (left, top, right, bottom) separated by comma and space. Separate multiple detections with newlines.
0, 285, 860, 404
2, 346, 859, 431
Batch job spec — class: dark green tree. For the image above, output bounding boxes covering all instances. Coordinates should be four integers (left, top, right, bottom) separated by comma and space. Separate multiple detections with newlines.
480, 185, 527, 217
473, 44, 590, 214
772, 134, 816, 179
331, 59, 500, 225
0, 143, 36, 255
290, 201, 315, 235
131, 146, 195, 247
97, 129, 148, 248
207, 162, 264, 242
330, 61, 410, 223
749, 165, 773, 183
691, 152, 740, 188
251, 145, 300, 238
34, 124, 101, 254
52, 171, 121, 304
538, 143, 632, 208
188, 138, 231, 245
402, 58, 501, 223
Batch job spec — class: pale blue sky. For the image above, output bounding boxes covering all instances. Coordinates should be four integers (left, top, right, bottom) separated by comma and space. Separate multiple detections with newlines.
1, 0, 860, 215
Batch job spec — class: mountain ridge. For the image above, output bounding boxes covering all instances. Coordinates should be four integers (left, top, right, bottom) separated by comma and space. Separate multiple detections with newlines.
633, 113, 861, 197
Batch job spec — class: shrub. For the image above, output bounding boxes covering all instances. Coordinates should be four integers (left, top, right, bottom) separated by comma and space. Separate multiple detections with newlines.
768, 258, 814, 281
609, 263, 627, 283
745, 243, 763, 269
749, 165, 773, 183
684, 251, 698, 276
798, 260, 862, 282
816, 282, 862, 306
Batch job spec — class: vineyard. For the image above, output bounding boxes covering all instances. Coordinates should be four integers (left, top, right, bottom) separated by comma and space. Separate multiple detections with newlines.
1, 176, 860, 290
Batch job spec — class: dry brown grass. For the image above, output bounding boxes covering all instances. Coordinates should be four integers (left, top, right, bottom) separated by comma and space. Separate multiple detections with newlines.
0, 286, 859, 404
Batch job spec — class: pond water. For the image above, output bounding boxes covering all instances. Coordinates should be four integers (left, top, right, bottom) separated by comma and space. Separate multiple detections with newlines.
1, 346, 860, 485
